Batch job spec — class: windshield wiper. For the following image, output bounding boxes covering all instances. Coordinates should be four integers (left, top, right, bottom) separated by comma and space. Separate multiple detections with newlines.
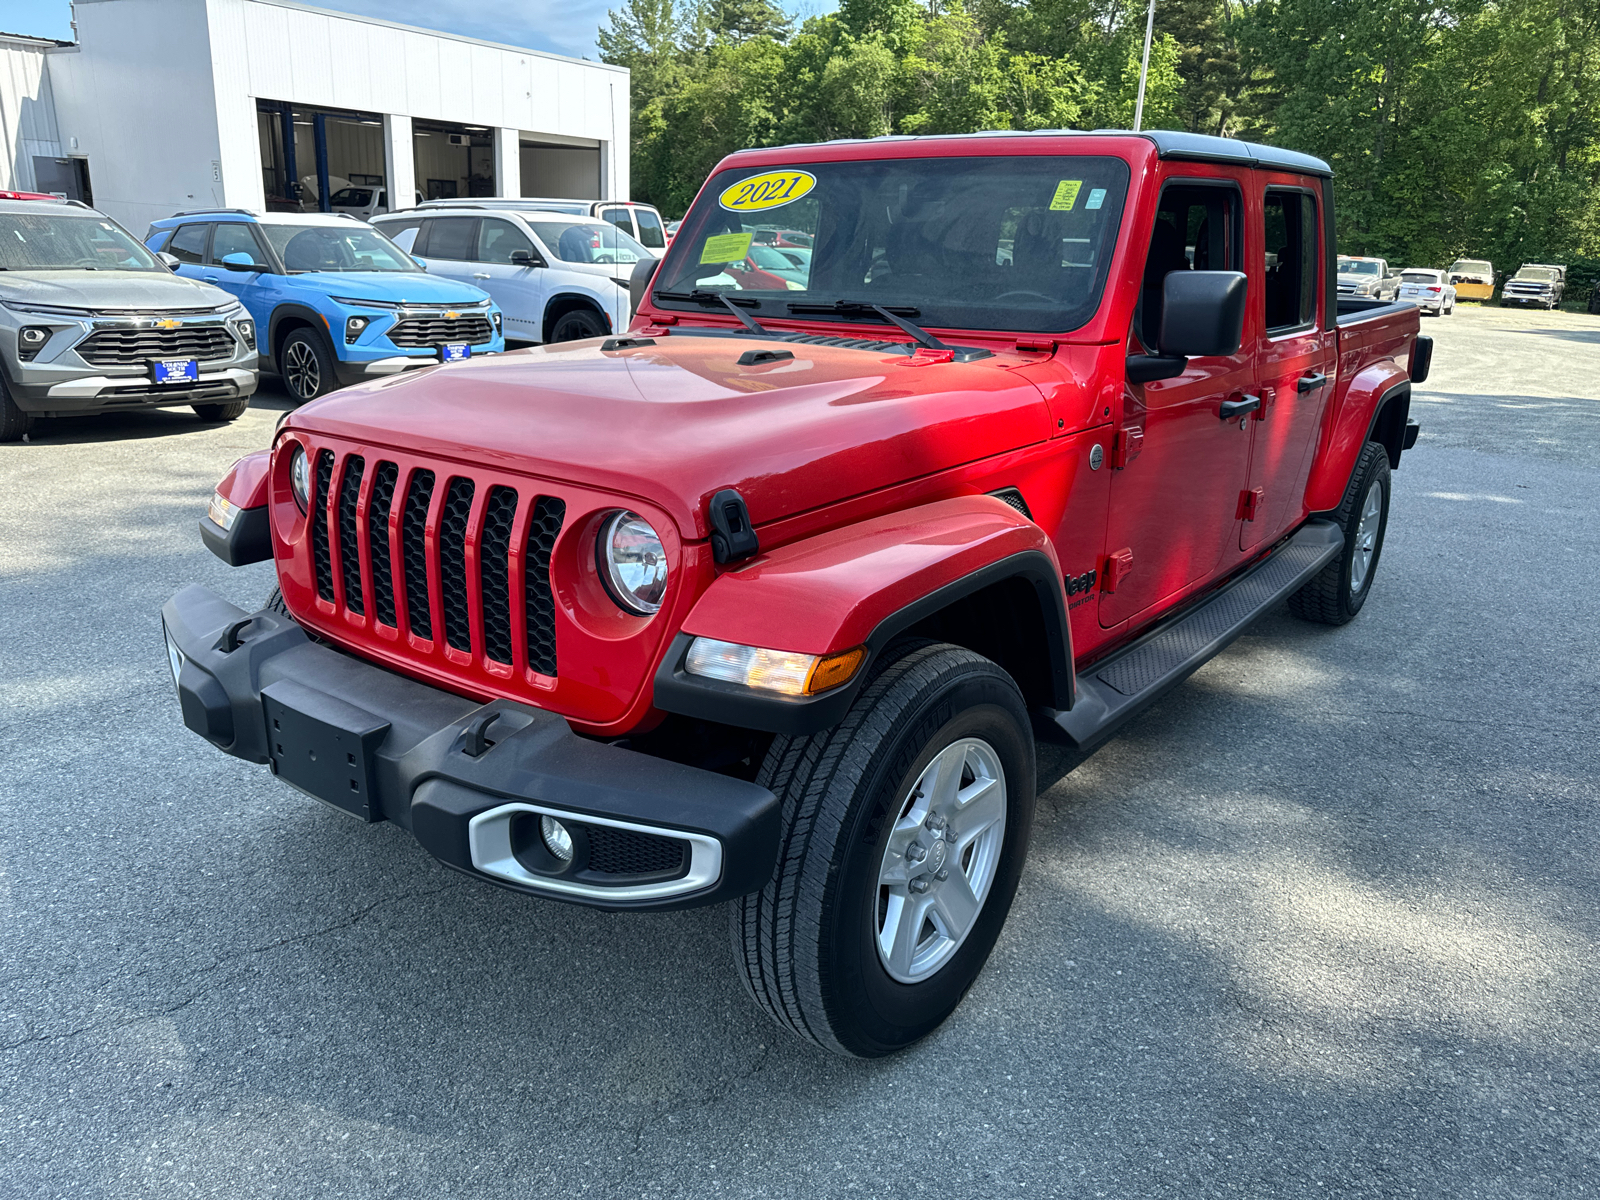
787, 299, 991, 361
787, 300, 920, 319
653, 288, 771, 334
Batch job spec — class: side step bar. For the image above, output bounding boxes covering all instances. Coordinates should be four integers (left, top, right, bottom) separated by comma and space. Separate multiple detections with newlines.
1042, 520, 1345, 751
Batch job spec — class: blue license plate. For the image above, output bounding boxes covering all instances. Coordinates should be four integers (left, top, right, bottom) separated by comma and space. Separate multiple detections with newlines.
439, 343, 471, 363
152, 358, 199, 385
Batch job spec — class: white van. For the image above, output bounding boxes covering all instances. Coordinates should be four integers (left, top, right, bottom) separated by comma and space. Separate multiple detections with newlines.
373, 206, 651, 344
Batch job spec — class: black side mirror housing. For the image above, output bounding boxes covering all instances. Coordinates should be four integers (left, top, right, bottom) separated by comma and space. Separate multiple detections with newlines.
1158, 270, 1248, 358
629, 255, 659, 317
510, 249, 539, 266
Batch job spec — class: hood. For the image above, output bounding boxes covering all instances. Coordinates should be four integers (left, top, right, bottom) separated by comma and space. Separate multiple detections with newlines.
292, 334, 1055, 538
0, 270, 238, 311
293, 270, 493, 306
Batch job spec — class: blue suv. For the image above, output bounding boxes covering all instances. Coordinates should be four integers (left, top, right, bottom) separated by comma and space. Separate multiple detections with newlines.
146, 210, 504, 403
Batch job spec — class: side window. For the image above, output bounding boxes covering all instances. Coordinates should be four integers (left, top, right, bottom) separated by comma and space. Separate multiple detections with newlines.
1138, 183, 1241, 351
147, 228, 172, 251
380, 219, 423, 253
167, 224, 209, 265
425, 218, 476, 261
208, 223, 268, 266
1263, 190, 1319, 332
476, 218, 535, 264
633, 208, 667, 250
600, 206, 633, 238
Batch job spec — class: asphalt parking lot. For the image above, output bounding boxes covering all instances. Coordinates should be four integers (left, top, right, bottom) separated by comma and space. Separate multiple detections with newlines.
2, 304, 1597, 1198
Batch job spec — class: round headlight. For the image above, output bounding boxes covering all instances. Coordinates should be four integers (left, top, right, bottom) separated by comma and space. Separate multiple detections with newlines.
598, 510, 668, 615
288, 445, 310, 512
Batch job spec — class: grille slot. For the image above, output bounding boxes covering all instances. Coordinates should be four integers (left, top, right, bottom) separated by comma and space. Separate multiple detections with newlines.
401, 469, 436, 639
438, 478, 475, 653
310, 450, 335, 602
388, 315, 494, 348
76, 324, 236, 366
368, 462, 399, 627
585, 826, 686, 877
479, 486, 518, 665
337, 456, 366, 614
524, 497, 565, 677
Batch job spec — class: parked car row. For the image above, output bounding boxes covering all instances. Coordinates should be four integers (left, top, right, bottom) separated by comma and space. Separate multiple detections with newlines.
1444, 257, 1568, 308
1343, 253, 1572, 312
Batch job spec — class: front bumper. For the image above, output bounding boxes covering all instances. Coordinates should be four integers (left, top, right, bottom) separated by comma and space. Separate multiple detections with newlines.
160, 584, 779, 911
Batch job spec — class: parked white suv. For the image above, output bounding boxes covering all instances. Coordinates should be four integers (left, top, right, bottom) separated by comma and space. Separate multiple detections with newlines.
373, 206, 650, 344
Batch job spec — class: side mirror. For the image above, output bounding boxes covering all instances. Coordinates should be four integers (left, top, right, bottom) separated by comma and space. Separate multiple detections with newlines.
158, 251, 181, 270
412, 256, 427, 270
1127, 271, 1248, 385
220, 252, 259, 272
509, 249, 539, 267
629, 255, 660, 317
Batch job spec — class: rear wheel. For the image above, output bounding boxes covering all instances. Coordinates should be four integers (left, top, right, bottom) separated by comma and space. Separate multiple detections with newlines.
1288, 440, 1391, 626
548, 307, 608, 344
278, 327, 337, 404
193, 400, 249, 422
0, 374, 35, 442
732, 641, 1036, 1057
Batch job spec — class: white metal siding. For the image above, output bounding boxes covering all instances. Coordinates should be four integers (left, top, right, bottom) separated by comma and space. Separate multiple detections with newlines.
0, 37, 63, 192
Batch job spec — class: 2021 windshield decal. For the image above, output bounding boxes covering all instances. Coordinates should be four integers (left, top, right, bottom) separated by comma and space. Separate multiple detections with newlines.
719, 171, 816, 212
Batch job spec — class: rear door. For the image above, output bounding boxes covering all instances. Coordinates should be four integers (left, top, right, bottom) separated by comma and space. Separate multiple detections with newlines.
164, 223, 211, 283
1241, 181, 1336, 552
1100, 173, 1259, 629
415, 216, 479, 285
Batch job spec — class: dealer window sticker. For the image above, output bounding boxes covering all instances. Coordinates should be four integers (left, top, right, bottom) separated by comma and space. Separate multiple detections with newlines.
1049, 180, 1084, 211
701, 231, 754, 264
1085, 188, 1107, 210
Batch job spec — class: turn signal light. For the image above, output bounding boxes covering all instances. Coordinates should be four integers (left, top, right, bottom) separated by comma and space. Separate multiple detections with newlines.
685, 639, 867, 696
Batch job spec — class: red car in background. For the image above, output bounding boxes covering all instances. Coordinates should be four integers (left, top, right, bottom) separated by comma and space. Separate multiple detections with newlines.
0, 190, 60, 201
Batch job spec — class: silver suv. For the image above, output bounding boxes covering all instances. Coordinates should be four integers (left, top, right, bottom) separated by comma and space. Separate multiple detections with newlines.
0, 199, 259, 442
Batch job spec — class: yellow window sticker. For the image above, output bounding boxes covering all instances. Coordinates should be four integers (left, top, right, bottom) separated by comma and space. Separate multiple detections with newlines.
1049, 180, 1084, 211
718, 170, 816, 212
700, 231, 754, 264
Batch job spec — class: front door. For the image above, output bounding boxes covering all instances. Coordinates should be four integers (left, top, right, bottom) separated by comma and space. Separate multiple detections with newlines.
471, 217, 548, 344
1241, 184, 1336, 551
201, 222, 273, 323
1100, 176, 1257, 629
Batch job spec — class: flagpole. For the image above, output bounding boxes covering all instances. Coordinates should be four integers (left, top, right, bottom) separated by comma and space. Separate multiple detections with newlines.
1133, 0, 1156, 132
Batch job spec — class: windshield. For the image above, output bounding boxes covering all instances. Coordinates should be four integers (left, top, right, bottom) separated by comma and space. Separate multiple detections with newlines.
527, 219, 648, 265
1514, 266, 1560, 281
260, 223, 418, 272
659, 155, 1132, 334
1339, 259, 1381, 276
0, 213, 161, 272
1401, 272, 1440, 284
1449, 260, 1491, 275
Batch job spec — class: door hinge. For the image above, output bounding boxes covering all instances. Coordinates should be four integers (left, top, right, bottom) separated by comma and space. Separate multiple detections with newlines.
1111, 425, 1144, 469
1101, 547, 1134, 593
1237, 488, 1263, 521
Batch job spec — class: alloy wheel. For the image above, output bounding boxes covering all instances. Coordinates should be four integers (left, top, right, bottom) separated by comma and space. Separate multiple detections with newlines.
1350, 478, 1384, 594
284, 340, 321, 401
875, 737, 1007, 984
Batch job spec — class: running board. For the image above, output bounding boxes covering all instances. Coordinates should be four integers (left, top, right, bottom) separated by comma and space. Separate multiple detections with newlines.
1042, 520, 1344, 751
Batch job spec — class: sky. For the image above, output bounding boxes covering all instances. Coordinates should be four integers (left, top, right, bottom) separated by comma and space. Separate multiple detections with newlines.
1, 0, 828, 60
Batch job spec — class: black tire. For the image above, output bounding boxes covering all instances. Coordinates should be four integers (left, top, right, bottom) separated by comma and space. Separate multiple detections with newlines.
265, 586, 290, 616
1287, 440, 1392, 626
278, 326, 338, 404
193, 400, 249, 422
732, 641, 1036, 1057
547, 307, 608, 344
0, 374, 34, 442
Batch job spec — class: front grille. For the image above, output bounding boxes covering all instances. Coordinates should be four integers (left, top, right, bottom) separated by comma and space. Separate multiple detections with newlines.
77, 324, 236, 366
585, 826, 686, 877
307, 449, 568, 678
311, 450, 335, 602
388, 315, 494, 348
337, 456, 366, 614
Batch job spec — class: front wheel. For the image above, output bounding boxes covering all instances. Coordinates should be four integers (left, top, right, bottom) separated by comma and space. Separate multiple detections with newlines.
732, 641, 1036, 1057
547, 307, 608, 343
1288, 440, 1391, 626
0, 374, 34, 442
278, 327, 337, 404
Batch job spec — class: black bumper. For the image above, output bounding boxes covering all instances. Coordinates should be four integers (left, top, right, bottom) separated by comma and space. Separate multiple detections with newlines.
160, 584, 780, 911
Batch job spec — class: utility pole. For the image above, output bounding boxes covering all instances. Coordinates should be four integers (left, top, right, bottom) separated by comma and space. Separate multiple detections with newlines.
1133, 0, 1156, 132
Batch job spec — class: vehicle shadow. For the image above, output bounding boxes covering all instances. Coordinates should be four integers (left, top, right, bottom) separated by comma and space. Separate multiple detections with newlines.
15, 385, 294, 447
1521, 327, 1600, 345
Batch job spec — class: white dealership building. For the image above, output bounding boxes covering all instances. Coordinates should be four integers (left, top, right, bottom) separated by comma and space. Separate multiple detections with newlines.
0, 0, 630, 231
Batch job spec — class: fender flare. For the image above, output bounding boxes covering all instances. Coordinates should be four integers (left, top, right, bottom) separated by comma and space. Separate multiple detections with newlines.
1304, 364, 1411, 514
652, 496, 1074, 736
266, 303, 333, 360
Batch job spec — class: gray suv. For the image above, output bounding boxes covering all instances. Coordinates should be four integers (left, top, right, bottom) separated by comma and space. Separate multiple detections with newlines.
0, 199, 258, 442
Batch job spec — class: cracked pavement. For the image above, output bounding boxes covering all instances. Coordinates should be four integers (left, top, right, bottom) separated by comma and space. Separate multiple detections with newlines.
3, 305, 1598, 1197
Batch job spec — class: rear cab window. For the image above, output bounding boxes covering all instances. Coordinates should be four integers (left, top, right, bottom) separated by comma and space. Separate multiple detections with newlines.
633, 208, 667, 250
1262, 189, 1319, 333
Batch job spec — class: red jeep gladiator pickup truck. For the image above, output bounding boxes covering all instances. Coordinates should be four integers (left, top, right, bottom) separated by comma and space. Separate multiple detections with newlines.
162, 131, 1429, 1057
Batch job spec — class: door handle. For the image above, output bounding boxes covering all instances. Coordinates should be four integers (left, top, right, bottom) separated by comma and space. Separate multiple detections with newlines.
202, 274, 218, 282
1220, 395, 1261, 420
1297, 372, 1328, 393
473, 272, 491, 279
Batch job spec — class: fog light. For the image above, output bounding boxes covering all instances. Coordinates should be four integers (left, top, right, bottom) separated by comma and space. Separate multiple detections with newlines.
685, 638, 866, 696
491, 311, 502, 333
236, 318, 256, 350
18, 326, 49, 362
345, 316, 369, 344
540, 815, 573, 862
